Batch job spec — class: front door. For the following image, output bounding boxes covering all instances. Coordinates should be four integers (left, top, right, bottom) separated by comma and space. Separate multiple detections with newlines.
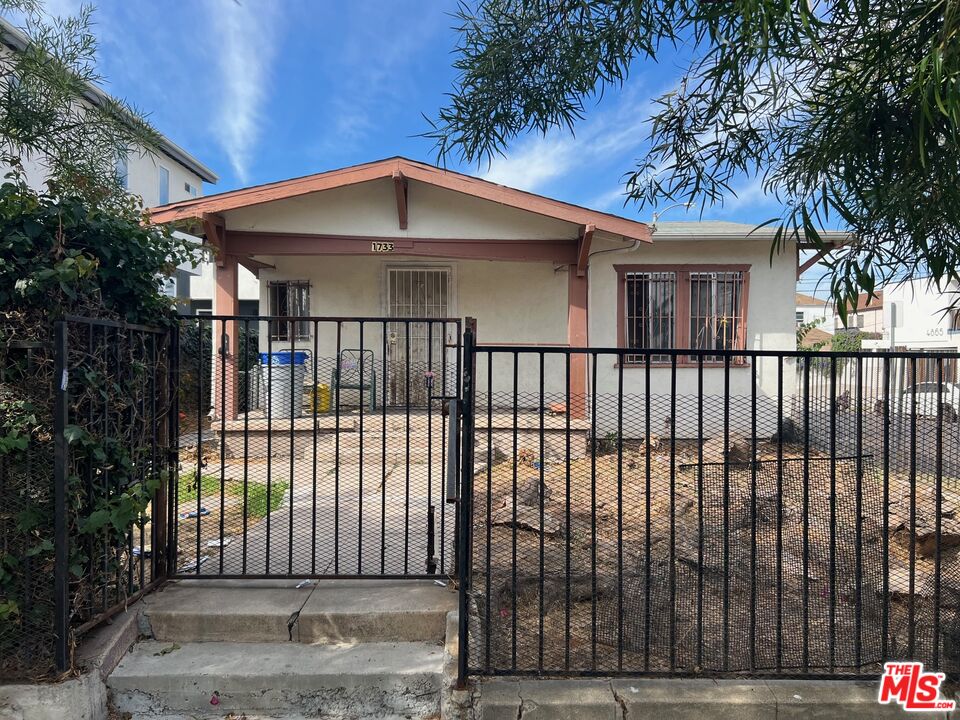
386, 267, 450, 406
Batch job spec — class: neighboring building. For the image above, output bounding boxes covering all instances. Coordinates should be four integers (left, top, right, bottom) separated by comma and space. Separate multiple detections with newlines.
186, 260, 260, 316
837, 291, 884, 333
795, 292, 833, 333
0, 16, 228, 310
149, 157, 843, 435
864, 278, 960, 353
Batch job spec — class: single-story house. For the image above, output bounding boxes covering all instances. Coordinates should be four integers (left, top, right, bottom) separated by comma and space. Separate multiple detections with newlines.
149, 157, 845, 435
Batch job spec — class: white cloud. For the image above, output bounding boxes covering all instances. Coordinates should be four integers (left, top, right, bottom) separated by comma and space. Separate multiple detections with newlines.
206, 0, 281, 183
39, 0, 82, 18
586, 185, 631, 212
481, 135, 578, 189
479, 90, 655, 194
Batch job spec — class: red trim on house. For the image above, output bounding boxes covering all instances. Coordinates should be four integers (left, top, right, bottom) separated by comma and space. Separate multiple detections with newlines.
392, 170, 408, 230
148, 157, 653, 243
568, 269, 588, 419
576, 224, 594, 277
214, 257, 240, 420
613, 263, 752, 364
224, 231, 579, 264
202, 213, 226, 268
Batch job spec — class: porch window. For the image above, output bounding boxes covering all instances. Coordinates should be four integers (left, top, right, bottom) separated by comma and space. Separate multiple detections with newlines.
269, 281, 311, 341
616, 265, 749, 364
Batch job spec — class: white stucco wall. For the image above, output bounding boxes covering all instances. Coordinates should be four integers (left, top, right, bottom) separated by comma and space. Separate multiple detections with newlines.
215, 178, 802, 436
586, 234, 799, 437
246, 231, 798, 437
873, 279, 960, 351
225, 178, 578, 240
796, 302, 833, 331
255, 255, 567, 351
125, 149, 203, 209
189, 257, 260, 303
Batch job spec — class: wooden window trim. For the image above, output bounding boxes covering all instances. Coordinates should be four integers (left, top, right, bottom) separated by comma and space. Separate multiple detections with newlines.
268, 280, 312, 341
615, 263, 751, 364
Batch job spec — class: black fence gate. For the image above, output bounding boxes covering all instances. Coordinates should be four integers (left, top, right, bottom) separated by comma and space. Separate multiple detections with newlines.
170, 315, 461, 579
456, 340, 960, 683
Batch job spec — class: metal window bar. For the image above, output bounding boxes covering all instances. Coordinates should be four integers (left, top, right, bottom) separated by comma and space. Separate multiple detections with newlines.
625, 271, 675, 364
268, 281, 311, 341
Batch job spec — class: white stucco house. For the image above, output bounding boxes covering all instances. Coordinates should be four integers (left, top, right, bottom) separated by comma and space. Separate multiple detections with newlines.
795, 292, 834, 332
0, 15, 230, 310
148, 158, 845, 435
863, 278, 960, 355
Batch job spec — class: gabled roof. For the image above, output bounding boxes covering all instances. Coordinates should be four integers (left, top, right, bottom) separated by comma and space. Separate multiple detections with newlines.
0, 17, 218, 184
148, 156, 652, 243
800, 327, 834, 349
846, 291, 883, 313
796, 292, 828, 307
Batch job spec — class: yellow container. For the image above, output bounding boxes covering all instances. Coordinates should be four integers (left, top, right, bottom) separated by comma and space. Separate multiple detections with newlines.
306, 383, 331, 413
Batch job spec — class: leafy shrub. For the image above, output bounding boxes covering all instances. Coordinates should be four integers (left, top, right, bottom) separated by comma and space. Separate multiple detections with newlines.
0, 180, 194, 677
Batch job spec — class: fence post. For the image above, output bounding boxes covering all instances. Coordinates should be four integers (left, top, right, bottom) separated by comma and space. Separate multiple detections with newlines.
52, 321, 70, 673
456, 319, 476, 690
165, 321, 181, 576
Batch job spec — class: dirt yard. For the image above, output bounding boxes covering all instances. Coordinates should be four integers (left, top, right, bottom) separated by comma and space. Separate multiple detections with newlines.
469, 439, 960, 675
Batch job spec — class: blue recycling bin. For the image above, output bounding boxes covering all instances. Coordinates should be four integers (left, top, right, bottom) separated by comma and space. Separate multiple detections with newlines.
259, 351, 309, 418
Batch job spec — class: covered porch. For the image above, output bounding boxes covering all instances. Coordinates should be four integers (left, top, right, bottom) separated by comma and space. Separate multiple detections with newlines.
150, 157, 654, 423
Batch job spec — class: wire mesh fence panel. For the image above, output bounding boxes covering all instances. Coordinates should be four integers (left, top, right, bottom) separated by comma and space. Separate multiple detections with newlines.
0, 340, 57, 679
56, 318, 174, 669
0, 316, 173, 679
172, 316, 460, 579
461, 347, 960, 679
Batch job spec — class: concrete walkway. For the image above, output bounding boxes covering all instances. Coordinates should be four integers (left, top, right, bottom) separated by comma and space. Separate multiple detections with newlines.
177, 458, 455, 577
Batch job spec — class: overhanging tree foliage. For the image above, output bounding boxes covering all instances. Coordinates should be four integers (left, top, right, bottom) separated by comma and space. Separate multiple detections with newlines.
428, 0, 960, 320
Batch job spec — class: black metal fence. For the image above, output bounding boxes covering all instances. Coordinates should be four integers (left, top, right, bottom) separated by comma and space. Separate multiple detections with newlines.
0, 316, 174, 678
457, 342, 960, 681
172, 315, 461, 579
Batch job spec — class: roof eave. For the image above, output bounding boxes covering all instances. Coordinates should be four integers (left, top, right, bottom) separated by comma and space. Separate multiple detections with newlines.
148, 157, 653, 243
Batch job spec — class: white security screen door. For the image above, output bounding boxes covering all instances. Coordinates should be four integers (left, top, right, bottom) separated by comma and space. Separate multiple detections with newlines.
386, 267, 450, 406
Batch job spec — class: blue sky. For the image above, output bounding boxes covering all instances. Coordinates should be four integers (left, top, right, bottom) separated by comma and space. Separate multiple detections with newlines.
34, 0, 824, 292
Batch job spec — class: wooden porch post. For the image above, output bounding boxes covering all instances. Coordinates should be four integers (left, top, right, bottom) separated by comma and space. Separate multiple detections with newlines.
214, 254, 240, 420
568, 266, 588, 419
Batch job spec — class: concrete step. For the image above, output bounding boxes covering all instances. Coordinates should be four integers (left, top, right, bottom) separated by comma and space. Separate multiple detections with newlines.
143, 579, 456, 644
295, 579, 455, 644
107, 640, 443, 718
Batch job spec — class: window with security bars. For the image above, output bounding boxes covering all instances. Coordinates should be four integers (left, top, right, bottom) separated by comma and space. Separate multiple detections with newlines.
269, 281, 311, 341
618, 265, 748, 363
624, 271, 675, 363
690, 271, 745, 362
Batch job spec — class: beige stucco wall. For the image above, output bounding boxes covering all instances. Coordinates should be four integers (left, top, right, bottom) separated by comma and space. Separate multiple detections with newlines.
253, 255, 569, 404
586, 234, 799, 436
248, 232, 798, 437
220, 179, 801, 437
225, 178, 578, 240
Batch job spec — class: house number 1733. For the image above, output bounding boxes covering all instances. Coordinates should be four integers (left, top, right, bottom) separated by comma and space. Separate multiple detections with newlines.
371, 241, 395, 253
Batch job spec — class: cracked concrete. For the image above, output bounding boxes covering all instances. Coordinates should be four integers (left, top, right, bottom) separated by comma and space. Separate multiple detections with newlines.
477, 677, 945, 719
